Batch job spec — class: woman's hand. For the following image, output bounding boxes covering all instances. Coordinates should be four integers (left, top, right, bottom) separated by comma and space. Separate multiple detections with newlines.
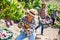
18, 22, 24, 28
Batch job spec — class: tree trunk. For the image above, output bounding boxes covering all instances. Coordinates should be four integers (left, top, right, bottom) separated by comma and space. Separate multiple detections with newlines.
28, 0, 30, 3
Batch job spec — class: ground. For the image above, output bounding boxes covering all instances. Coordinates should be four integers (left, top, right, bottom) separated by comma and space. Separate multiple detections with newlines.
0, 19, 60, 40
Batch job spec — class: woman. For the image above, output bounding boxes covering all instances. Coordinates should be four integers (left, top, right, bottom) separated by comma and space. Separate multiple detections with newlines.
35, 2, 50, 35
16, 9, 38, 40
52, 9, 58, 25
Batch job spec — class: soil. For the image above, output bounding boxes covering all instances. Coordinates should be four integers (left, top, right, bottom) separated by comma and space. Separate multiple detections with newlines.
0, 19, 60, 40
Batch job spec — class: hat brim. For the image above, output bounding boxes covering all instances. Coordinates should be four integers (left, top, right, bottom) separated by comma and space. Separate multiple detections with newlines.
28, 12, 35, 17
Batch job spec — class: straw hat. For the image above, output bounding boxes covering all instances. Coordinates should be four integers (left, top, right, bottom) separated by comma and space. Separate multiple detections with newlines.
42, 2, 46, 5
27, 9, 38, 17
29, 9, 38, 15
26, 9, 39, 23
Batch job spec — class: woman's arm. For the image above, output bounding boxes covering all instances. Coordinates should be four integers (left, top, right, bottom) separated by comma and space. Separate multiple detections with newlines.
18, 16, 26, 28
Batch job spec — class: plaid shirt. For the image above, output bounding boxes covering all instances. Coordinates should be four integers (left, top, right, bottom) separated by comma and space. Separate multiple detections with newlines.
38, 8, 48, 19
19, 15, 38, 36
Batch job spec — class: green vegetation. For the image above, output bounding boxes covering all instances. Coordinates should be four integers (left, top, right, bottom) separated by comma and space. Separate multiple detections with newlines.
0, 0, 60, 35
0, 0, 60, 23
0, 0, 25, 22
58, 29, 60, 34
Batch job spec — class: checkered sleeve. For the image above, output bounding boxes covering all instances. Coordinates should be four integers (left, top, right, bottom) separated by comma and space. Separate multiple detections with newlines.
31, 18, 39, 29
18, 16, 26, 28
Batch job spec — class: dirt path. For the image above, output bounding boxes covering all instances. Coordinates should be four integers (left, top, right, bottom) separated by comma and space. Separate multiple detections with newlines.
0, 20, 60, 40
36, 26, 59, 40
9, 24, 59, 40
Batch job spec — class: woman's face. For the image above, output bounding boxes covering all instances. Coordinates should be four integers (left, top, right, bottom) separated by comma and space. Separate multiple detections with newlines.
42, 4, 46, 8
27, 13, 34, 21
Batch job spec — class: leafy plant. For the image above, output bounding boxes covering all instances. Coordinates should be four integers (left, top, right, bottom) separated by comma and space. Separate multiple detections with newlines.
19, 0, 42, 9
0, 0, 25, 22
0, 0, 60, 23
58, 29, 60, 34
